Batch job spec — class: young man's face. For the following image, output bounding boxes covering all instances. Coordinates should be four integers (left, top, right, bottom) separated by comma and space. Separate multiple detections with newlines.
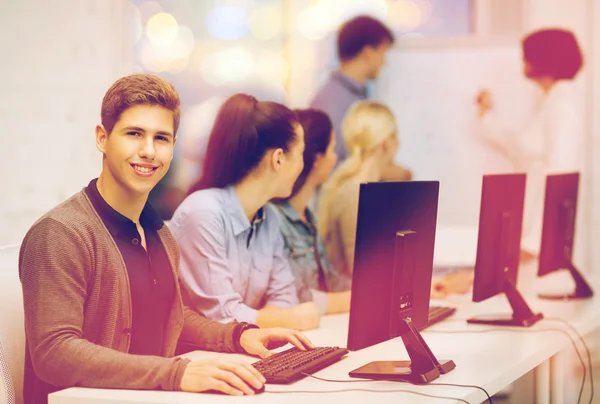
365, 40, 391, 80
96, 105, 176, 197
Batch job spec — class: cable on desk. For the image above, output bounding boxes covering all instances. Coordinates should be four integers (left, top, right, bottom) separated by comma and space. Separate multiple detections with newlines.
428, 382, 492, 404
428, 327, 586, 404
544, 317, 594, 404
265, 386, 470, 403
302, 373, 493, 404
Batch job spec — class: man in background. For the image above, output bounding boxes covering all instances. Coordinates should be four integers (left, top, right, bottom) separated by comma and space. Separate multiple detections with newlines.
310, 15, 412, 180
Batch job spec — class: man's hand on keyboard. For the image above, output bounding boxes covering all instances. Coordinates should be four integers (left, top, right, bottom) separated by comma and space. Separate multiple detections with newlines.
180, 357, 265, 396
240, 328, 315, 359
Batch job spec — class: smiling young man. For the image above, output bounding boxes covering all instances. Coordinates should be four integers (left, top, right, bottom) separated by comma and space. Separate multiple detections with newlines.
19, 74, 313, 404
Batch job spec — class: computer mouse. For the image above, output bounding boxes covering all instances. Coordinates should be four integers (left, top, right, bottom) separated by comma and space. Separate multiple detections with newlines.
253, 384, 266, 395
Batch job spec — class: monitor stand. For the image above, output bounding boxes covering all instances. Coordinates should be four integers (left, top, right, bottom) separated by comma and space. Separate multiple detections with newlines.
468, 276, 543, 327
538, 264, 594, 300
349, 317, 455, 384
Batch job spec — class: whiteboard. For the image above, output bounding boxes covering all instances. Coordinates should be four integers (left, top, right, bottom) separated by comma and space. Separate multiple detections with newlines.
376, 45, 539, 227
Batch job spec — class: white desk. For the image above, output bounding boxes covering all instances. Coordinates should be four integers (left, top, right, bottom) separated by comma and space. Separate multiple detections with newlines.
50, 279, 600, 404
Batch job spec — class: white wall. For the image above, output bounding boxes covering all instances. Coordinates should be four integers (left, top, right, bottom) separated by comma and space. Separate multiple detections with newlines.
0, 0, 132, 245
591, 0, 600, 274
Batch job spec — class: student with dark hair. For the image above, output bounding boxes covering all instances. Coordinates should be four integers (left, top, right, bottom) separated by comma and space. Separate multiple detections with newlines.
170, 94, 321, 331
19, 75, 313, 403
476, 28, 585, 261
309, 15, 411, 180
271, 109, 352, 315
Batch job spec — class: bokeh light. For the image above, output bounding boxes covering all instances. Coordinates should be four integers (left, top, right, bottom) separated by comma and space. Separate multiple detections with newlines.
177, 25, 196, 53
254, 51, 289, 86
146, 12, 179, 46
139, 26, 194, 74
387, 0, 431, 32
297, 0, 389, 40
296, 7, 328, 40
205, 6, 248, 40
137, 1, 163, 23
140, 40, 170, 72
200, 48, 254, 85
249, 5, 282, 40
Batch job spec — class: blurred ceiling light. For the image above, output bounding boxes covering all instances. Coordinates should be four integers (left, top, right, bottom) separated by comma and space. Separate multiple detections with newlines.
249, 5, 282, 40
387, 0, 431, 32
131, 4, 143, 44
137, 1, 162, 23
147, 12, 179, 46
206, 6, 248, 40
254, 52, 289, 86
200, 48, 254, 84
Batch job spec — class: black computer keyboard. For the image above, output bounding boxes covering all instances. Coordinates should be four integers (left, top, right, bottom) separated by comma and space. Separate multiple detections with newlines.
252, 346, 349, 384
420, 305, 457, 330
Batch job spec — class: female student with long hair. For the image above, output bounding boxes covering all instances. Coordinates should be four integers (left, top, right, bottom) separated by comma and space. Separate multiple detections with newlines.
169, 94, 321, 330
476, 28, 584, 261
318, 101, 472, 298
271, 109, 352, 315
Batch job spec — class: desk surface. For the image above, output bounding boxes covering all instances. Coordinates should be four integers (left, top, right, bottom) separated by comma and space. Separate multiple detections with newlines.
50, 268, 600, 404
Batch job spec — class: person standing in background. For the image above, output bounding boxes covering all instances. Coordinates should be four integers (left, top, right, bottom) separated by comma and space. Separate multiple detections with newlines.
310, 15, 412, 181
476, 28, 584, 261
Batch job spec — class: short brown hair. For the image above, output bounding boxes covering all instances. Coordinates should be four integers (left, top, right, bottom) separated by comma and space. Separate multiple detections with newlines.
101, 74, 181, 135
522, 28, 583, 80
337, 16, 394, 62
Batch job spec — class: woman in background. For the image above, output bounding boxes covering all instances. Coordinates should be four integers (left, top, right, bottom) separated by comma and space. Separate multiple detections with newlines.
319, 100, 472, 298
170, 94, 321, 331
272, 109, 352, 315
476, 28, 584, 261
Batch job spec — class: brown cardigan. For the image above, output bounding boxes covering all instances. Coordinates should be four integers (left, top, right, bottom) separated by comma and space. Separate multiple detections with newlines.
19, 190, 240, 404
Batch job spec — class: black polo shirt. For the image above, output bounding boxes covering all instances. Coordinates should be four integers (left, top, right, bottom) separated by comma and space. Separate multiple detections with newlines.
85, 179, 176, 356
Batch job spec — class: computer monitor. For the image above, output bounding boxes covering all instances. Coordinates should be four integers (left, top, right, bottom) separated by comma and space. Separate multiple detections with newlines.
347, 181, 455, 384
468, 174, 543, 327
538, 172, 593, 300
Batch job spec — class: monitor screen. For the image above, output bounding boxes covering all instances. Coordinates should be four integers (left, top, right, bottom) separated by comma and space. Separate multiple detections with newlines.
472, 174, 525, 303
347, 181, 439, 351
538, 172, 580, 277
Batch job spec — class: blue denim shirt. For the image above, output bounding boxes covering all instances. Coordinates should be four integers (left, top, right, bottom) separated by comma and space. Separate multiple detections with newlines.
271, 202, 351, 312
169, 186, 299, 325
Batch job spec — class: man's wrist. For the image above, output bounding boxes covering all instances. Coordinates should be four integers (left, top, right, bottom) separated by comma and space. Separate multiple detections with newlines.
232, 322, 260, 353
